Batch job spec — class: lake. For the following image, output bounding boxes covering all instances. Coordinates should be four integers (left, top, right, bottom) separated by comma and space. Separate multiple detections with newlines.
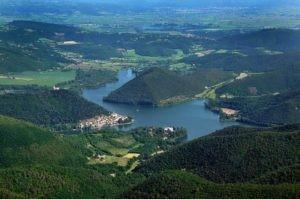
82, 69, 239, 140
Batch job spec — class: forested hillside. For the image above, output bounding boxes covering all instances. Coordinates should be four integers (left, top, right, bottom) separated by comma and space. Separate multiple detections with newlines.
0, 20, 199, 73
0, 116, 188, 198
183, 29, 300, 72
122, 170, 299, 199
216, 67, 300, 97
0, 116, 299, 198
0, 116, 87, 167
0, 89, 108, 126
220, 29, 300, 51
0, 21, 73, 73
0, 3, 299, 198
135, 125, 300, 183
0, 116, 146, 198
214, 90, 300, 125
252, 164, 300, 185
104, 67, 233, 105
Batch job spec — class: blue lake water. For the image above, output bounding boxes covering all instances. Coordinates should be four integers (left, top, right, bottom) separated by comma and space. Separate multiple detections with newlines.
82, 69, 239, 140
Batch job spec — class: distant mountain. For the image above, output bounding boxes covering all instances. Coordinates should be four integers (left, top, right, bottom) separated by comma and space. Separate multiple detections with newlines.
0, 20, 196, 72
0, 21, 75, 73
2, 0, 298, 16
183, 29, 300, 72
0, 20, 125, 72
0, 89, 108, 126
135, 125, 300, 183
183, 52, 300, 72
104, 67, 233, 105
221, 29, 300, 51
101, 0, 299, 8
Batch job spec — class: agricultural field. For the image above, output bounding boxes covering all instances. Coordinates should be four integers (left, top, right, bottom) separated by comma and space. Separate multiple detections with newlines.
77, 127, 187, 170
85, 132, 141, 168
88, 153, 140, 167
0, 70, 76, 87
122, 49, 191, 71
67, 48, 191, 73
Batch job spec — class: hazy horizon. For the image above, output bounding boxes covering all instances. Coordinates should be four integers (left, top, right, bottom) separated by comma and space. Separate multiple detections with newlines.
3, 0, 300, 8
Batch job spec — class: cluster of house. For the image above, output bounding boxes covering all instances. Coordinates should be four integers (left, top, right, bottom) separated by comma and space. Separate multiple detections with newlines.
146, 127, 178, 141
90, 154, 106, 161
220, 108, 239, 118
162, 127, 176, 140
78, 113, 132, 130
164, 127, 175, 133
52, 86, 60, 90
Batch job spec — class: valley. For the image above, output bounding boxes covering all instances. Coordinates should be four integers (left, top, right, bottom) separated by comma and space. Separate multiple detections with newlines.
0, 0, 299, 198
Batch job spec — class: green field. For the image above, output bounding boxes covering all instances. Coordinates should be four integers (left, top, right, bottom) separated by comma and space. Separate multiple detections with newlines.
0, 70, 76, 87
124, 49, 184, 62
93, 140, 130, 156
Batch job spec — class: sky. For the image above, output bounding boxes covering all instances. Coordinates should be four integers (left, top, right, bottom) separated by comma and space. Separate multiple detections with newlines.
4, 0, 300, 7
1, 0, 299, 11
94, 0, 300, 7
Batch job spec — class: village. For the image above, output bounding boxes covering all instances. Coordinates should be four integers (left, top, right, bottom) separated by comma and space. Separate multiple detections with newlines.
78, 113, 133, 130
220, 108, 239, 119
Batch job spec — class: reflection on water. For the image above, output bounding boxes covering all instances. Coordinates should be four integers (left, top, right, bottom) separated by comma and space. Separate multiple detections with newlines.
82, 69, 238, 140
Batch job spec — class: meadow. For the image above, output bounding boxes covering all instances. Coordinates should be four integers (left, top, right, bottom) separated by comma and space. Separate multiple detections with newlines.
84, 132, 141, 168
0, 70, 76, 87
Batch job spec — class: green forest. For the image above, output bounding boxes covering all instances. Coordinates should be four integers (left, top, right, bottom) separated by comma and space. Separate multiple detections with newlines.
0, 1, 299, 198
135, 125, 299, 183
104, 67, 233, 105
0, 116, 298, 198
0, 89, 108, 126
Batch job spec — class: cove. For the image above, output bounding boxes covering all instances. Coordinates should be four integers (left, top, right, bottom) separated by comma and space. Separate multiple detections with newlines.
82, 69, 239, 140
